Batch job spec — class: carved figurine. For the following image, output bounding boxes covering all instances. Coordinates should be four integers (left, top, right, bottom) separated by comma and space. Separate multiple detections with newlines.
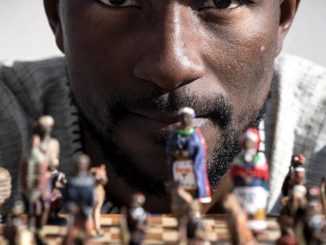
20, 133, 51, 237
277, 165, 308, 245
64, 154, 94, 245
167, 107, 211, 204
223, 193, 256, 245
167, 107, 211, 244
282, 154, 305, 197
35, 116, 66, 225
3, 201, 34, 245
302, 186, 326, 244
126, 193, 147, 245
0, 167, 11, 217
320, 177, 326, 218
90, 164, 108, 237
229, 128, 269, 233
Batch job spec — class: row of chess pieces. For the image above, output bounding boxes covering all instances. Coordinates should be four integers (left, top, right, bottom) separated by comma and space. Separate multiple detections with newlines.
0, 113, 326, 245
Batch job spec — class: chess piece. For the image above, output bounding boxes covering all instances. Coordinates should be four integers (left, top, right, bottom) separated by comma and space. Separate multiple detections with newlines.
223, 193, 256, 245
282, 154, 305, 197
320, 177, 326, 218
277, 183, 307, 245
64, 154, 94, 245
35, 116, 65, 225
0, 167, 11, 221
3, 201, 34, 245
167, 107, 211, 204
126, 193, 147, 245
90, 164, 108, 237
20, 134, 51, 235
167, 107, 211, 244
302, 186, 326, 244
229, 128, 269, 233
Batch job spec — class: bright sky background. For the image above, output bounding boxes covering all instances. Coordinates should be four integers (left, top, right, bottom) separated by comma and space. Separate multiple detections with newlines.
1, 0, 325, 67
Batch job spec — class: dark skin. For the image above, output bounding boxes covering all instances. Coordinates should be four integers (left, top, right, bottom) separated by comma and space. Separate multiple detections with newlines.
44, 0, 300, 212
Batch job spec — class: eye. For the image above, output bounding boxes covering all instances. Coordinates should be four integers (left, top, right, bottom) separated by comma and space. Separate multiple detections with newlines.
200, 0, 244, 10
98, 0, 140, 8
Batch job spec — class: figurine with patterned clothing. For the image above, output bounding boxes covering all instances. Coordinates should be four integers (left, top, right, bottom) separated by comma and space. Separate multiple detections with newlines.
230, 128, 269, 233
167, 107, 211, 204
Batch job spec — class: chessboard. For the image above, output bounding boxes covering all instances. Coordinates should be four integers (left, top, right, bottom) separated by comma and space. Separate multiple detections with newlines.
36, 214, 280, 244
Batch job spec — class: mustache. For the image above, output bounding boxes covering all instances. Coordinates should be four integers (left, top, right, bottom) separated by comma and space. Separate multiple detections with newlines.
106, 89, 233, 130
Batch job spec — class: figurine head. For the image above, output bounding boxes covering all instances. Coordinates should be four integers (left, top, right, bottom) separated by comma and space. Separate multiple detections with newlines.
36, 115, 55, 137
12, 200, 24, 216
239, 128, 260, 151
293, 166, 306, 185
291, 154, 305, 168
90, 164, 108, 185
73, 153, 91, 174
178, 107, 195, 128
131, 192, 146, 208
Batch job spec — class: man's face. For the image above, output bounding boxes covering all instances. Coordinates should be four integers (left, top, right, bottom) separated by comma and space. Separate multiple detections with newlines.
52, 0, 291, 195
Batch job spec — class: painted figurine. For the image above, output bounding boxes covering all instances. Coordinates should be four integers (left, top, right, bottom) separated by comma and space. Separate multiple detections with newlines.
229, 128, 269, 233
0, 167, 11, 214
125, 193, 147, 245
167, 107, 210, 244
64, 154, 94, 245
90, 164, 108, 237
277, 160, 308, 245
167, 107, 211, 204
282, 154, 305, 197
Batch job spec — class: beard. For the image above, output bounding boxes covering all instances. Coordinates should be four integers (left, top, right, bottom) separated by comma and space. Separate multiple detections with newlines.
70, 83, 269, 197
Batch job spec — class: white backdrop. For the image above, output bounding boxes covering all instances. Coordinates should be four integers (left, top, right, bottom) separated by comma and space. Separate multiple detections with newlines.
1, 0, 326, 67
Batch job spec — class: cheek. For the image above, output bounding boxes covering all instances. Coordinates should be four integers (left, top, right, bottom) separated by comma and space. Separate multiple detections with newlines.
61, 2, 141, 115
203, 12, 279, 116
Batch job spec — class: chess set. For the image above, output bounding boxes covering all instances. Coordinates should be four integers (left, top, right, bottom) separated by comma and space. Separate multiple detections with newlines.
0, 214, 281, 244
0, 108, 325, 244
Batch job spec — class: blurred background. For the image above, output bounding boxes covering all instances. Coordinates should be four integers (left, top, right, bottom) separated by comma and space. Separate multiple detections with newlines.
0, 0, 325, 67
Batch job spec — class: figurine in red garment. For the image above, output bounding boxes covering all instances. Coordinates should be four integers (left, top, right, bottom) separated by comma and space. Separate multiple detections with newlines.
230, 128, 269, 233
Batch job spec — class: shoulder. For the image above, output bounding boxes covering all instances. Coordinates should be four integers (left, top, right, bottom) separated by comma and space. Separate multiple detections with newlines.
275, 53, 326, 94
275, 54, 326, 185
0, 57, 67, 118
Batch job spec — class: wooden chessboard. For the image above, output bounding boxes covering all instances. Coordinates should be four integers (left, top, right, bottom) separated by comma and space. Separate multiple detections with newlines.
37, 214, 280, 244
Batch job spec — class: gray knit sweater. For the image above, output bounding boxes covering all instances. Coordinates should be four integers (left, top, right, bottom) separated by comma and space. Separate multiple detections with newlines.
0, 54, 325, 214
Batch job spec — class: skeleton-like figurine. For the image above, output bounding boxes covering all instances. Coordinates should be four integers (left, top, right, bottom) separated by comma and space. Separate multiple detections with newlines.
35, 116, 66, 225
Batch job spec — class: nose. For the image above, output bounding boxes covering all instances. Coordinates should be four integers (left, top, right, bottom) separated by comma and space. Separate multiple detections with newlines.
133, 4, 205, 91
